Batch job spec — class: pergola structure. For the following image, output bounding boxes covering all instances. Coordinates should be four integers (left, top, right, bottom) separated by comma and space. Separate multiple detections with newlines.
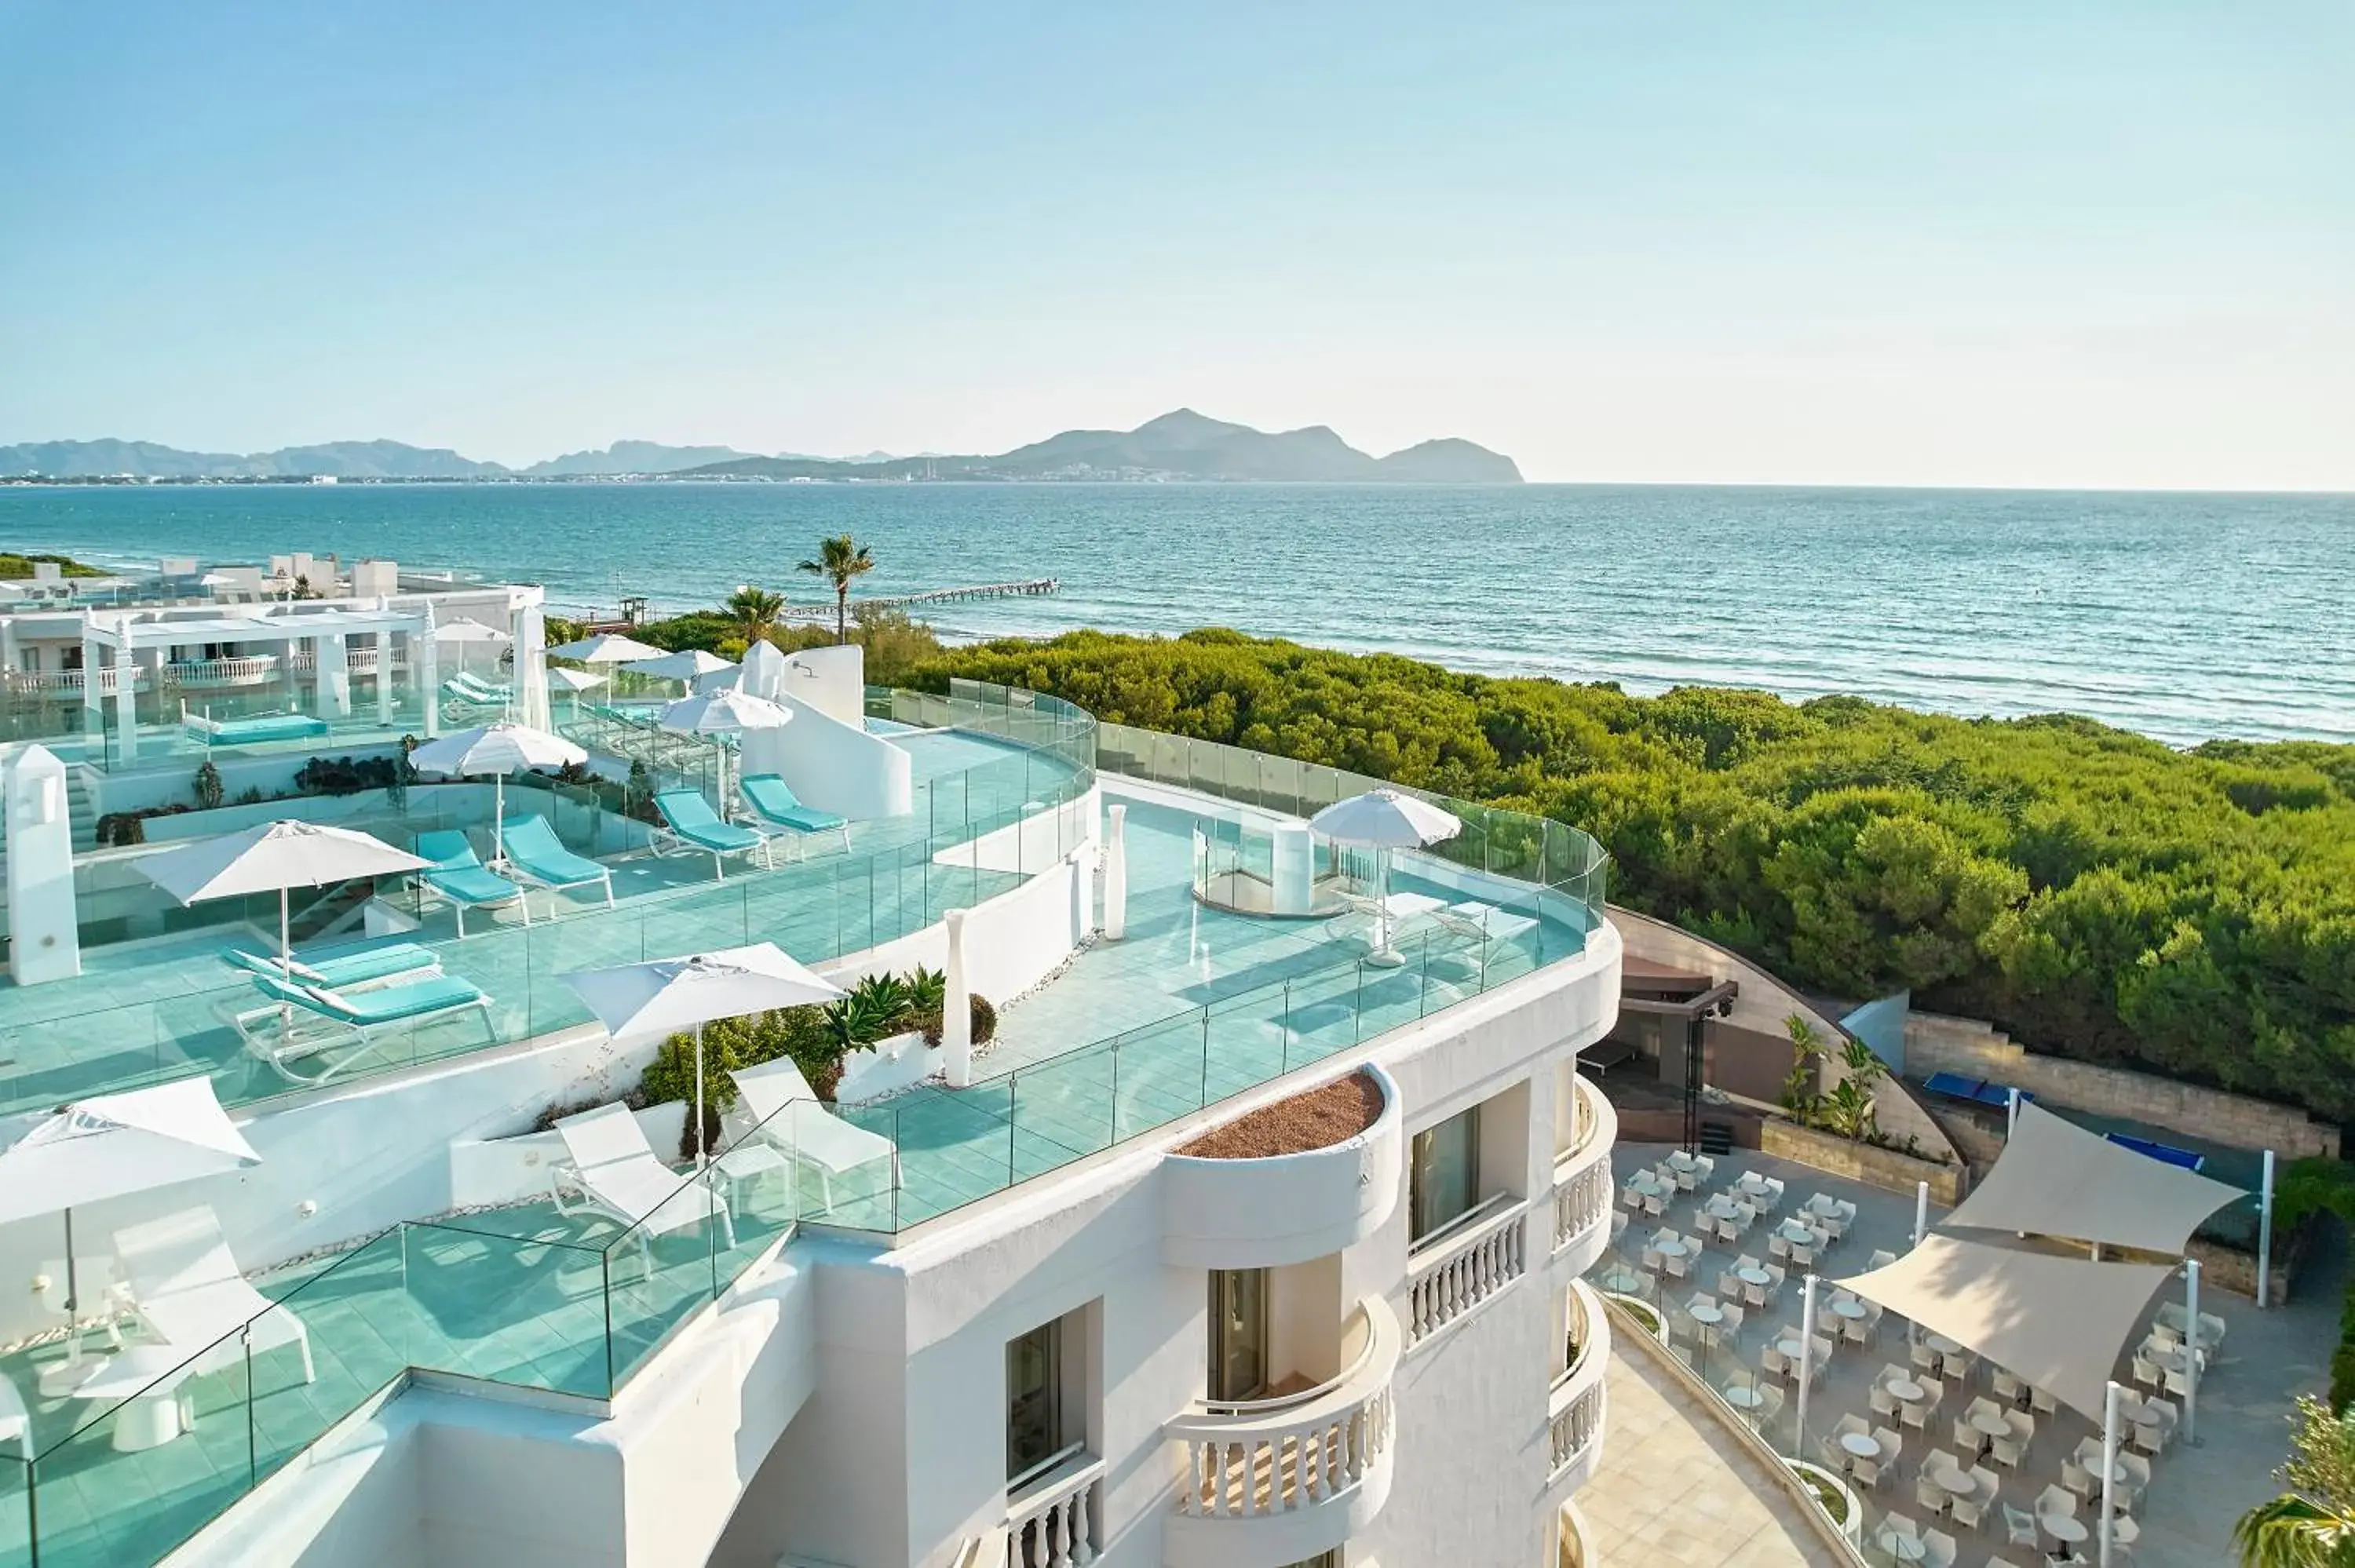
80, 604, 432, 765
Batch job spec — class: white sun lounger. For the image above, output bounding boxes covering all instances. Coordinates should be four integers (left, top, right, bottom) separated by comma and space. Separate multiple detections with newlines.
110, 1207, 313, 1384
552, 1103, 735, 1270
725, 1058, 900, 1209
1433, 899, 1541, 943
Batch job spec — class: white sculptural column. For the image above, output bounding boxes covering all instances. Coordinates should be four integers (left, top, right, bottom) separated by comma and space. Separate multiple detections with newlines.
6, 745, 82, 985
941, 908, 973, 1088
1104, 804, 1128, 940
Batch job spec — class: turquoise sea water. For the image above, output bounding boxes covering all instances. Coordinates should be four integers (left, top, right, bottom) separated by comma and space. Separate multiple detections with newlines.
0, 482, 2348, 745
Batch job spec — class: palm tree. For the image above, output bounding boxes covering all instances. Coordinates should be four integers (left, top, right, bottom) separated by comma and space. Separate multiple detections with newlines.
724, 584, 785, 646
798, 534, 875, 644
2236, 1398, 2355, 1567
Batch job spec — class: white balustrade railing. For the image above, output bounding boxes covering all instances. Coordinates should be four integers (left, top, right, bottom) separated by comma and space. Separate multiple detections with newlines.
1170, 1297, 1400, 1525
1406, 1195, 1528, 1344
5, 666, 148, 695
1006, 1452, 1102, 1568
1553, 1075, 1617, 1254
166, 655, 281, 686
1550, 1284, 1608, 1476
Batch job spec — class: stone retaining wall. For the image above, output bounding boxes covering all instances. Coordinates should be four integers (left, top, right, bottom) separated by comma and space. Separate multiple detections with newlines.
1760, 1118, 1966, 1205
1903, 1012, 2339, 1160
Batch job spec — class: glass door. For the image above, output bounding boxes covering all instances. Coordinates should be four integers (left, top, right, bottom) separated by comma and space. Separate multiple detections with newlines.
1208, 1268, 1269, 1402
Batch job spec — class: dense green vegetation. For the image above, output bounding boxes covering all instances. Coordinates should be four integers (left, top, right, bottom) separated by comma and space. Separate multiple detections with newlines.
907, 629, 2355, 1121
545, 603, 944, 687
0, 549, 105, 578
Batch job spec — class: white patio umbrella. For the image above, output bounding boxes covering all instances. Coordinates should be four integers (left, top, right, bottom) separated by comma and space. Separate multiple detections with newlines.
626, 647, 736, 685
562, 943, 844, 1168
1309, 789, 1463, 965
660, 688, 792, 805
137, 819, 431, 979
544, 632, 666, 665
690, 660, 746, 696
0, 1078, 261, 1390
407, 722, 589, 845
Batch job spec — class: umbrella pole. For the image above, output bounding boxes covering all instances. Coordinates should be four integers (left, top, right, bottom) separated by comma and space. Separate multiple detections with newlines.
279, 885, 292, 978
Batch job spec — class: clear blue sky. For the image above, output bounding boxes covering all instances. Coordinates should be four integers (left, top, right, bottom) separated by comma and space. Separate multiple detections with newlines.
2, 2, 2348, 487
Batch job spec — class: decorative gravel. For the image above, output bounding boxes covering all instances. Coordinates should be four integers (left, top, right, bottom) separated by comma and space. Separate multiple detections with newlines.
1178, 1070, 1384, 1159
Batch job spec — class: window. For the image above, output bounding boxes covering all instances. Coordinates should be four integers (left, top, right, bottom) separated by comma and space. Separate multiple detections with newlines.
1208, 1269, 1269, 1402
1006, 1318, 1068, 1486
1409, 1107, 1481, 1245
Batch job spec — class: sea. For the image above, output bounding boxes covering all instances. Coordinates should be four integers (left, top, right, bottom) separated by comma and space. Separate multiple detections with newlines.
1, 482, 2348, 748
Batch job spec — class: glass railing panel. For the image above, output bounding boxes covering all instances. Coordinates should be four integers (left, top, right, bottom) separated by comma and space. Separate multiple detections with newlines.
31, 1319, 252, 1568
814, 1099, 904, 1231
398, 1221, 613, 1400
1108, 1011, 1211, 1143
1201, 983, 1291, 1106
888, 1080, 1018, 1227
0, 1457, 24, 1568
248, 1235, 412, 1488
1010, 1039, 1115, 1177
599, 1167, 725, 1386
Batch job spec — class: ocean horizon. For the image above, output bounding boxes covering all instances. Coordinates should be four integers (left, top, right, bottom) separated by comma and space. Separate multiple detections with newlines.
2, 480, 2348, 748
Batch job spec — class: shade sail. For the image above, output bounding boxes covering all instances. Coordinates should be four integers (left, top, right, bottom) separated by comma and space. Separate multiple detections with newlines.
1943, 1101, 2245, 1256
1833, 1235, 2174, 1423
1309, 789, 1462, 848
0, 1079, 260, 1227
545, 633, 665, 664
546, 667, 608, 693
137, 819, 429, 905
562, 942, 843, 1048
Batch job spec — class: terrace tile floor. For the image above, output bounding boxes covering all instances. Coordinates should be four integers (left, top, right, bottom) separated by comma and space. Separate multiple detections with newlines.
1595, 1140, 2346, 1568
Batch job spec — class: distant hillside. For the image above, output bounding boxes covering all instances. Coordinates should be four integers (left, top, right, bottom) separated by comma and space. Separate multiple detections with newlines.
524, 440, 758, 476
0, 438, 508, 480
679, 409, 1522, 483
2, 414, 1520, 483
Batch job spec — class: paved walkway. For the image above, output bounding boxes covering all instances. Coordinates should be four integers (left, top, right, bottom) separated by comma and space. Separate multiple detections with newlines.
1579, 1337, 1839, 1566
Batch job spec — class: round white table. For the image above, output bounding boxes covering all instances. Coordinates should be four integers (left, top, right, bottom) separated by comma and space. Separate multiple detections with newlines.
1706, 1197, 1740, 1220
1667, 1150, 1699, 1170
1875, 1528, 1926, 1563
1885, 1377, 1926, 1403
1736, 1266, 1772, 1286
1777, 1220, 1815, 1244
1723, 1384, 1767, 1410
1927, 1464, 1973, 1497
1923, 1332, 1962, 1356
1839, 1431, 1880, 1459
1656, 1237, 1689, 1259
1689, 1304, 1725, 1329
1970, 1409, 2013, 1439
1776, 1337, 1806, 1361
2044, 1514, 2089, 1545
1830, 1299, 1868, 1321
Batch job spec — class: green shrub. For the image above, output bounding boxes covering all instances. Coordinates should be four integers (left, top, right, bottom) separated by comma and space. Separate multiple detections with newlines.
915, 629, 2355, 1121
192, 760, 225, 811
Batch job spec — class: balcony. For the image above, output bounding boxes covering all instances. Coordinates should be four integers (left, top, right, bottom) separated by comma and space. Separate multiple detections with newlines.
1549, 1280, 1611, 1492
1161, 1065, 1402, 1269
1003, 1450, 1105, 1568
1165, 1296, 1401, 1568
1551, 1074, 1617, 1271
1406, 1193, 1528, 1344
3, 665, 151, 699
166, 654, 282, 687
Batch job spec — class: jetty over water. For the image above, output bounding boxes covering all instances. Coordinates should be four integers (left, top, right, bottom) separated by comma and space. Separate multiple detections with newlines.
778, 577, 1060, 620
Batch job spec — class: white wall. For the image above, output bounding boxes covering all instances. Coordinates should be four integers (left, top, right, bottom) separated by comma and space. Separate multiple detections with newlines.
778, 644, 864, 727
739, 694, 911, 822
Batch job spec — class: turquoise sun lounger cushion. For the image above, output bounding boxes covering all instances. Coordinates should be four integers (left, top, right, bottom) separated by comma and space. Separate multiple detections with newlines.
498, 816, 609, 885
654, 790, 765, 851
248, 970, 486, 1025
415, 830, 522, 906
222, 943, 436, 988
739, 774, 847, 833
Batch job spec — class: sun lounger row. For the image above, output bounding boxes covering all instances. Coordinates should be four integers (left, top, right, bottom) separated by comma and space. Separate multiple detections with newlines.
413, 817, 615, 932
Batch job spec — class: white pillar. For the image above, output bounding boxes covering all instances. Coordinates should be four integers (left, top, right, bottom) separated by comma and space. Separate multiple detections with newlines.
1796, 1274, 1819, 1446
2257, 1150, 2276, 1310
2099, 1378, 2120, 1566
2006, 1086, 2021, 1137
1104, 804, 1127, 940
417, 622, 441, 738
80, 630, 102, 741
514, 599, 550, 731
5, 745, 82, 985
941, 908, 972, 1088
2182, 1259, 2200, 1443
110, 644, 138, 764
319, 632, 352, 718
1913, 1180, 1929, 1247
375, 635, 394, 725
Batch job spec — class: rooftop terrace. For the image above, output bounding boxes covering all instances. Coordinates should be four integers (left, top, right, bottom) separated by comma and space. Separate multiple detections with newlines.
0, 687, 1612, 1568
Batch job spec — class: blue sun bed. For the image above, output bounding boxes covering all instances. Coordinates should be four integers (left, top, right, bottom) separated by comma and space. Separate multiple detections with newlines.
652, 789, 774, 878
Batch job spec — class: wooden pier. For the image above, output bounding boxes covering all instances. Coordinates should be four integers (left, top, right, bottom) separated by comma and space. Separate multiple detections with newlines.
778, 578, 1060, 619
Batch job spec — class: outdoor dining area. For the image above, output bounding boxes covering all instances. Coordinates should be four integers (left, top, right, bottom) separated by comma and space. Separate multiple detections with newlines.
1595, 1102, 2255, 1566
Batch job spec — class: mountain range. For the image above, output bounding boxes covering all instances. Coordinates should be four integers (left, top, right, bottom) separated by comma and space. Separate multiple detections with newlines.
0, 411, 1521, 483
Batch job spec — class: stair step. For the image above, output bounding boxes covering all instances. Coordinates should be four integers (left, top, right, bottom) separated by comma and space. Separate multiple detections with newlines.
1698, 1120, 1736, 1155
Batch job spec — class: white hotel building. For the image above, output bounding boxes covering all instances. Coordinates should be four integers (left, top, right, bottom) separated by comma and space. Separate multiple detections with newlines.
0, 557, 1622, 1568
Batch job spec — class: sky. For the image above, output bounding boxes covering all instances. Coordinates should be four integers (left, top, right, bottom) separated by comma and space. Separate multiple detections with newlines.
2, 2, 2350, 488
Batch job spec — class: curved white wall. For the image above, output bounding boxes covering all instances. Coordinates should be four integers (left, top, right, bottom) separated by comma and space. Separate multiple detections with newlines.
736, 695, 910, 822
1161, 1063, 1403, 1269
